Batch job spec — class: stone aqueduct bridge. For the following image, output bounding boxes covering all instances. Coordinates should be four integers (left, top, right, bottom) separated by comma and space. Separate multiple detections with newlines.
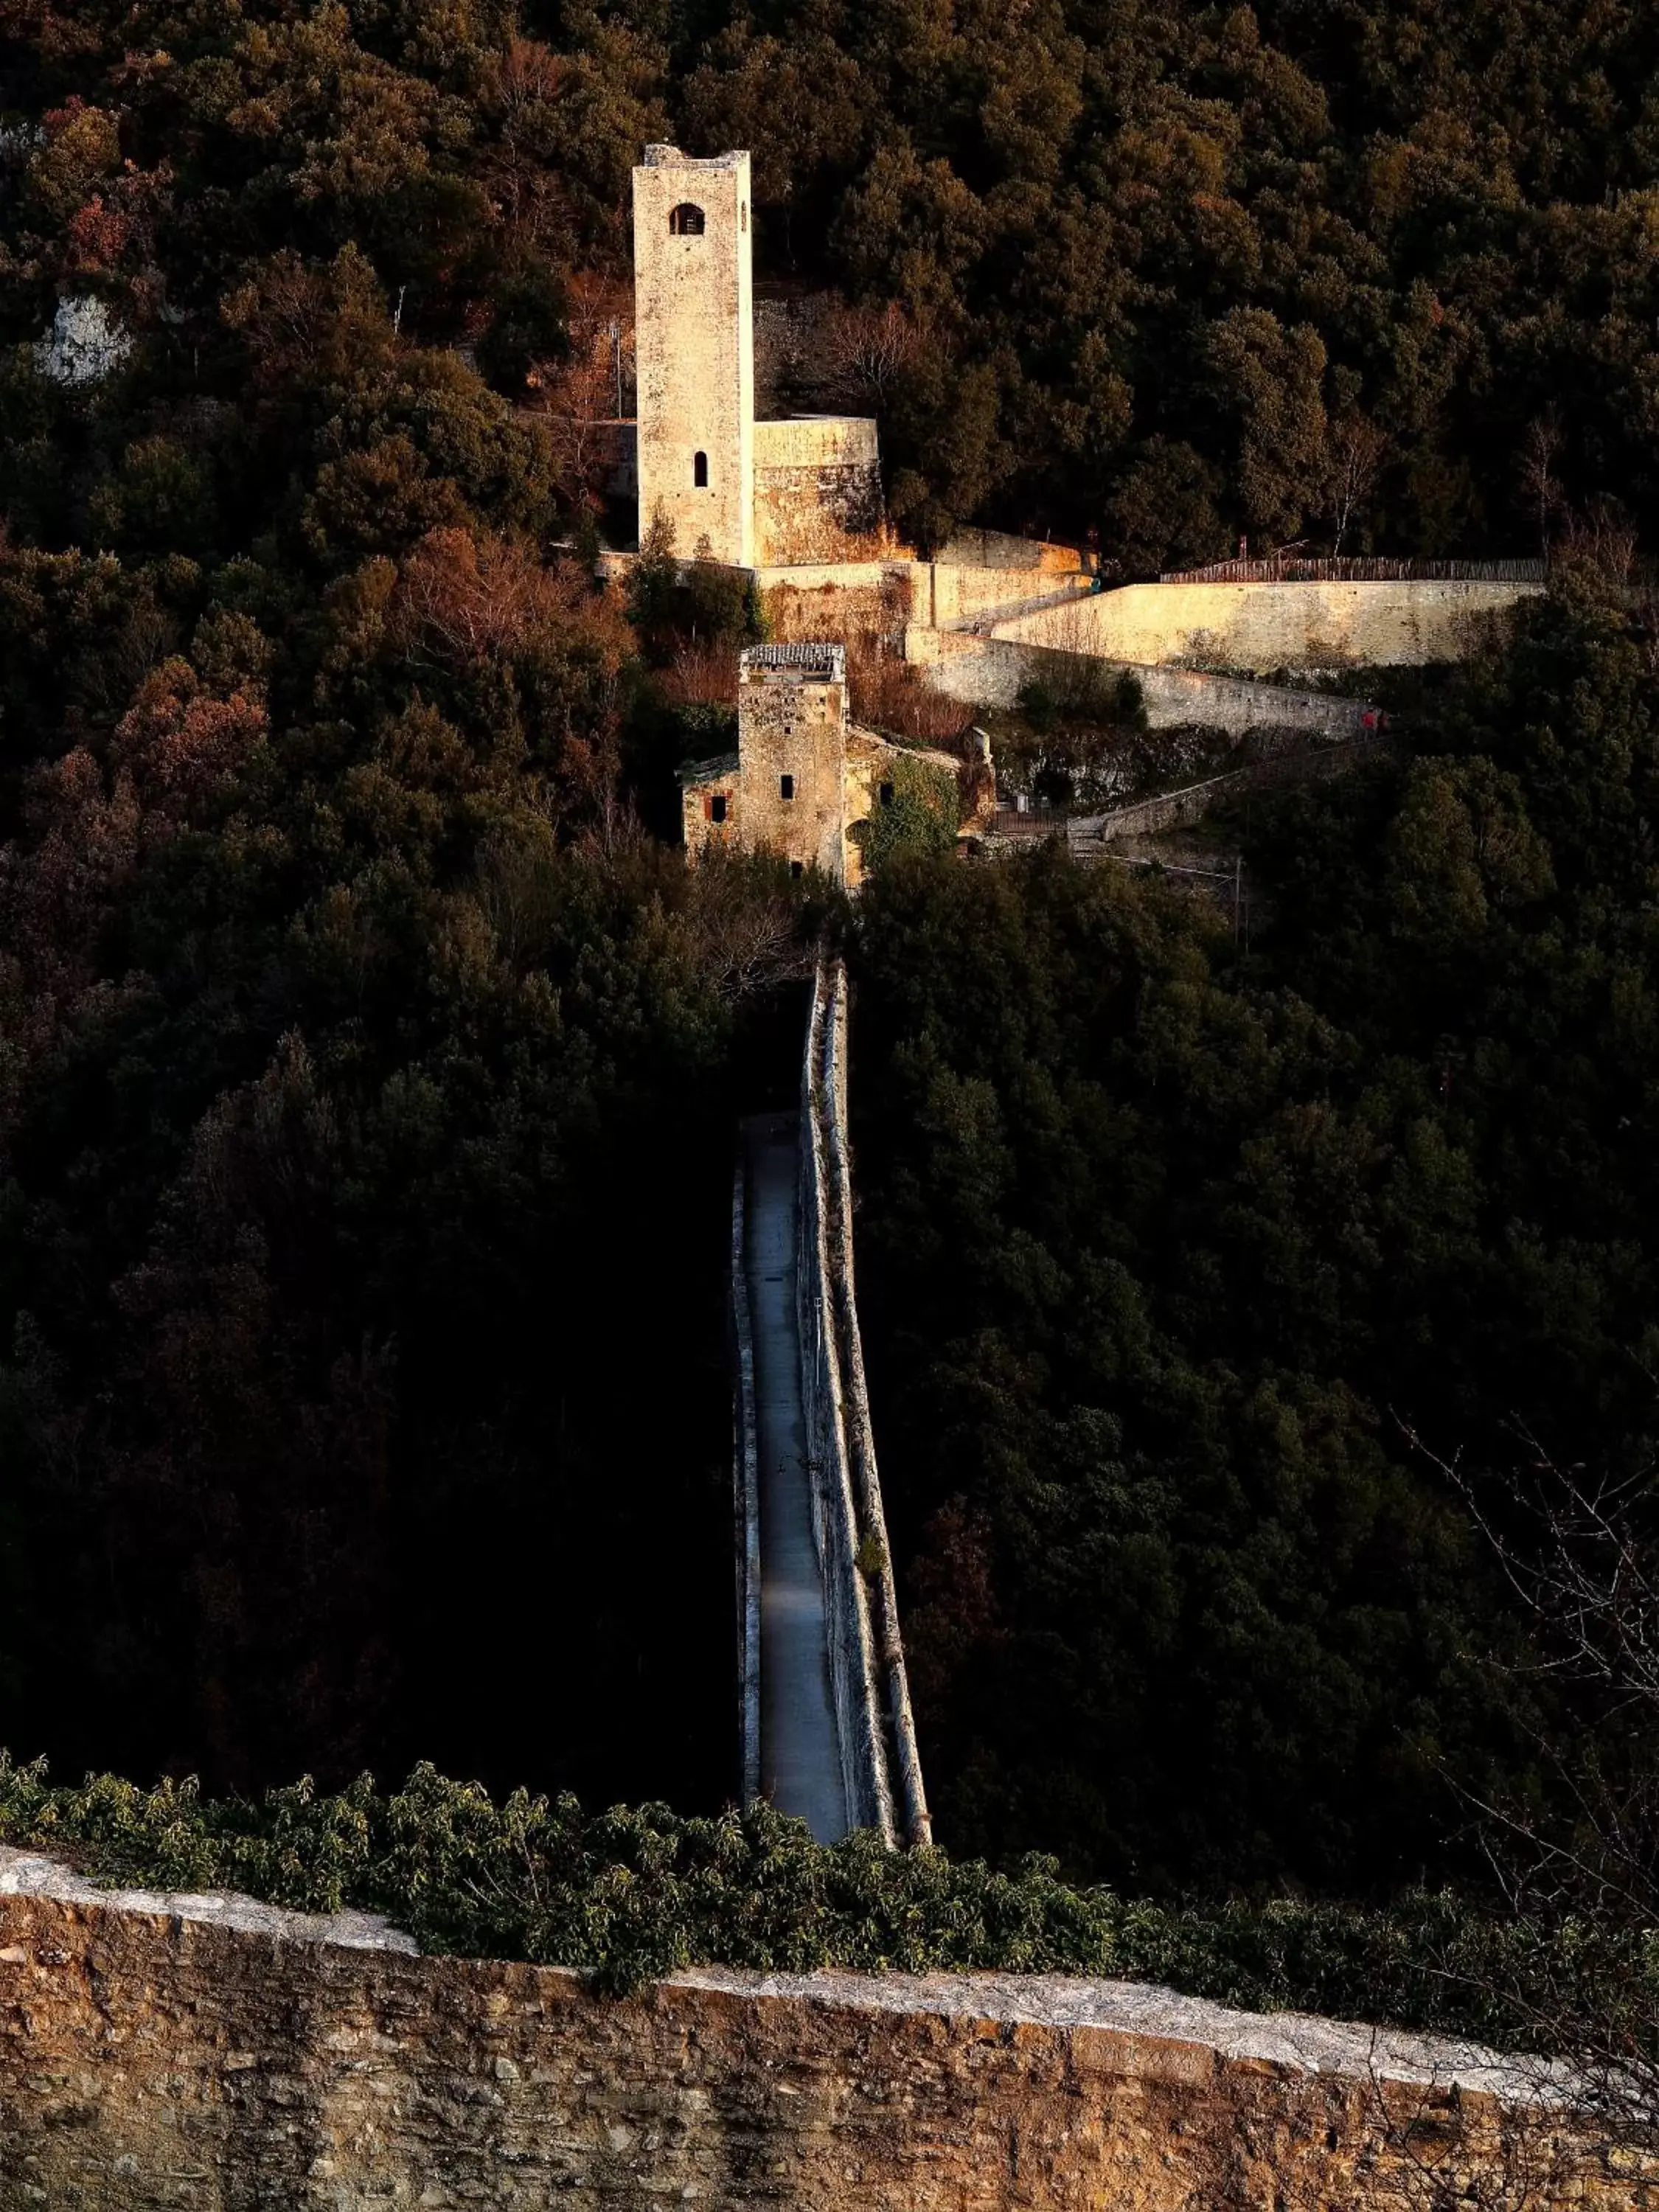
1, 959, 1655, 2205
731, 953, 930, 1848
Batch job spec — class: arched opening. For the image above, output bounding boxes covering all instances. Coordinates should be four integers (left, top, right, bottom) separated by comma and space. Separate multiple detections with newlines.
740, 201, 748, 232
693, 451, 709, 487
669, 202, 705, 236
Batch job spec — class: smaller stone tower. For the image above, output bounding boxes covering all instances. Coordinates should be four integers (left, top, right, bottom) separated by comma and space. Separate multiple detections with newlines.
678, 643, 974, 887
632, 146, 754, 565
680, 644, 846, 878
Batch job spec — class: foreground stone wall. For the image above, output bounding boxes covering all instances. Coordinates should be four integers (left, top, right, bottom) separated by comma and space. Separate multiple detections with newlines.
998, 578, 1543, 671
759, 561, 917, 647
2, 1847, 1652, 2212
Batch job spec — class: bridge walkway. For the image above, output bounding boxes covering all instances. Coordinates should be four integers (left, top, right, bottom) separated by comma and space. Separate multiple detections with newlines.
740, 1112, 849, 1843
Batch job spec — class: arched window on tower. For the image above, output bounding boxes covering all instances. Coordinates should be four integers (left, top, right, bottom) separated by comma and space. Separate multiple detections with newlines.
740, 201, 748, 232
669, 203, 705, 236
693, 451, 709, 487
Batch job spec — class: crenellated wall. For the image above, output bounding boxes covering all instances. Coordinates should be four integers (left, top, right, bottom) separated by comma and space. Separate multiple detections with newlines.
1, 1846, 1652, 2211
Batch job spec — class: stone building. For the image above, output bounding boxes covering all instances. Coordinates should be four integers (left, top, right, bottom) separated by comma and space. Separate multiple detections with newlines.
678, 644, 974, 888
630, 147, 887, 566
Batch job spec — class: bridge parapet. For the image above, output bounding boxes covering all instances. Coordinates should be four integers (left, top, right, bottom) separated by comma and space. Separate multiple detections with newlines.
798, 953, 931, 1847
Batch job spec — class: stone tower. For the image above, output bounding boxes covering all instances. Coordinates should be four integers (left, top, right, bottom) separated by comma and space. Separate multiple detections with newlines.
632, 146, 754, 566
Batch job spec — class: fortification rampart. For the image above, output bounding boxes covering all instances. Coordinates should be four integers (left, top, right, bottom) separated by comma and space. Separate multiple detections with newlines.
997, 577, 1541, 672
912, 632, 1374, 737
756, 560, 1093, 645
752, 417, 885, 566
1, 1847, 1651, 2210
797, 956, 930, 1847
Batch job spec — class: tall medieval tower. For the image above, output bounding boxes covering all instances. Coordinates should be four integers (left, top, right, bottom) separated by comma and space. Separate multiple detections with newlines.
632, 146, 754, 566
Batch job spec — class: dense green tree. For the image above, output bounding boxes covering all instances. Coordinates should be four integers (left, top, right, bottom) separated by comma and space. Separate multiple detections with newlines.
852, 585, 1659, 1891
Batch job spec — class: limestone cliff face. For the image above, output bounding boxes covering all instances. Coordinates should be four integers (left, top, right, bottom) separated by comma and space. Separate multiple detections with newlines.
0, 1849, 1653, 2211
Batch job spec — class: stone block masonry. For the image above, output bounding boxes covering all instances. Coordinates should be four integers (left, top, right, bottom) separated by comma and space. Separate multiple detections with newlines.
752, 417, 885, 566
632, 147, 754, 565
915, 632, 1376, 740
2, 1846, 1653, 2210
998, 577, 1543, 672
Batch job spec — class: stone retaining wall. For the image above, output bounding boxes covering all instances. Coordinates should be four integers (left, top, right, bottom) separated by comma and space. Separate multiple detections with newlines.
997, 577, 1540, 672
913, 633, 1373, 737
1, 1848, 1652, 2211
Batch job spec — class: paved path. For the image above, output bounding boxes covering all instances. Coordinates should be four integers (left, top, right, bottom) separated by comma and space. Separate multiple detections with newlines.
742, 1114, 849, 1843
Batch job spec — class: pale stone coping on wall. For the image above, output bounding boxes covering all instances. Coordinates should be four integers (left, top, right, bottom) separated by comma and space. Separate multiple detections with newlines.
753, 417, 880, 466
0, 1843, 1560, 2103
0, 1845, 417, 1955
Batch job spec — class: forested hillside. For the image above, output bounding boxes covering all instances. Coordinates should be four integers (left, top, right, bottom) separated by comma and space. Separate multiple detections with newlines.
2, 0, 1658, 1937
854, 579, 1659, 1893
6, 1, 1659, 561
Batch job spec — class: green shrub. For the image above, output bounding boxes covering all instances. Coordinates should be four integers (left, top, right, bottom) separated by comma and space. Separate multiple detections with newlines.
0, 1753, 1629, 2038
855, 754, 959, 874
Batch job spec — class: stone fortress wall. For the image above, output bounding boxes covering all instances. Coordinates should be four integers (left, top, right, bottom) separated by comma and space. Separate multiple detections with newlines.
751, 559, 1542, 689
914, 631, 1377, 740
626, 153, 1543, 679
1, 1846, 1652, 2211
752, 417, 885, 566
995, 576, 1540, 673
